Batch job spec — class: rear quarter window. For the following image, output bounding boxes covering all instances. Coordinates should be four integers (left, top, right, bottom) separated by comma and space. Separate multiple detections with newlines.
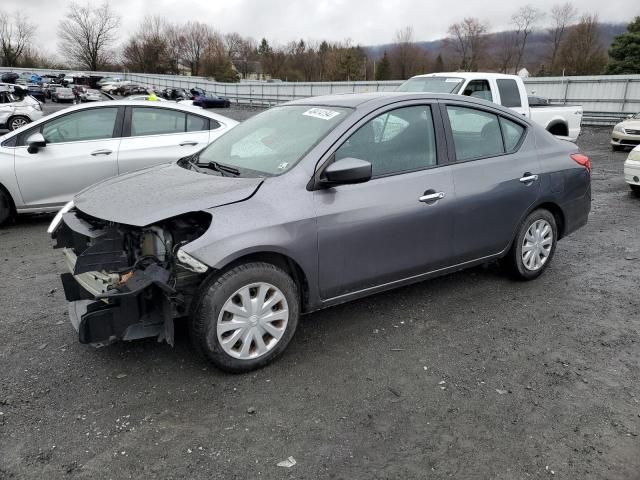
497, 79, 522, 108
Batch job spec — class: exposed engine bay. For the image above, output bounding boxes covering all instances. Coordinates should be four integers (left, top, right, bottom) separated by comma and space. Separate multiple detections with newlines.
52, 208, 212, 346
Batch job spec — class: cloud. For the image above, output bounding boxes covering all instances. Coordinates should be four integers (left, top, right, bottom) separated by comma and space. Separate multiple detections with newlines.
3, 0, 630, 56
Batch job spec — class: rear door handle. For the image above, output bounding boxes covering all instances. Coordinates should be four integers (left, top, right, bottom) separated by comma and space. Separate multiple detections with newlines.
179, 141, 198, 146
91, 149, 112, 156
419, 192, 446, 203
519, 174, 539, 184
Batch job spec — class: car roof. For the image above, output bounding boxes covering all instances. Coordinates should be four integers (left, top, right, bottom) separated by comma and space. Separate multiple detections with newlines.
285, 91, 487, 108
284, 91, 534, 125
409, 72, 522, 81
14, 100, 237, 131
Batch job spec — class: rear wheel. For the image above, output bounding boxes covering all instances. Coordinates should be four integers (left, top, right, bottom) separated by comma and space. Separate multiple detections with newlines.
190, 262, 300, 373
8, 116, 30, 131
612, 145, 623, 152
506, 209, 558, 280
630, 184, 640, 196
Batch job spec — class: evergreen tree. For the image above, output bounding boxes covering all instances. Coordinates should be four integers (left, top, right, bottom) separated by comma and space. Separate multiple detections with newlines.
375, 51, 391, 80
606, 16, 640, 74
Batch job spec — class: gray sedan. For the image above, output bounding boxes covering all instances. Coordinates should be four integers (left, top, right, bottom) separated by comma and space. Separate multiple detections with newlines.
51, 92, 591, 372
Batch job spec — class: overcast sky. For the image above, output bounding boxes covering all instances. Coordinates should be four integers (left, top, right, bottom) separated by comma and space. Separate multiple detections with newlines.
4, 0, 633, 54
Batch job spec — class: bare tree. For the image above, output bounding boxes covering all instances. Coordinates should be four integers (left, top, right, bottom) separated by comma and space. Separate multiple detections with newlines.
558, 13, 607, 75
447, 18, 489, 71
511, 5, 543, 73
0, 10, 35, 67
123, 17, 169, 73
548, 2, 577, 74
182, 21, 212, 76
58, 2, 120, 70
224, 32, 244, 59
164, 24, 185, 74
494, 32, 515, 73
391, 26, 427, 79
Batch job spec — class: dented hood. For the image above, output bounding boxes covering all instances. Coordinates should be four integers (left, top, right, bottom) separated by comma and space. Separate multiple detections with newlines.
74, 163, 263, 226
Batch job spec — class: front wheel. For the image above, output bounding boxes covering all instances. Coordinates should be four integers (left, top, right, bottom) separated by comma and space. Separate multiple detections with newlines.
506, 209, 558, 280
190, 262, 300, 373
630, 184, 640, 196
0, 189, 13, 226
8, 116, 30, 131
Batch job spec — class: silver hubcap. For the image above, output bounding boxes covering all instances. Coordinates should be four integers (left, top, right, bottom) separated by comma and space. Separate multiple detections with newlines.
11, 118, 27, 129
522, 219, 553, 271
217, 282, 289, 360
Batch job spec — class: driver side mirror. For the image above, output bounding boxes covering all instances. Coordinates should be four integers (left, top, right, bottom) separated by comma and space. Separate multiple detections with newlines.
27, 132, 46, 154
320, 157, 372, 187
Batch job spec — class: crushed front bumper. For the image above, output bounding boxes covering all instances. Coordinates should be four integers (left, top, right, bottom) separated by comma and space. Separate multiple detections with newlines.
53, 211, 177, 346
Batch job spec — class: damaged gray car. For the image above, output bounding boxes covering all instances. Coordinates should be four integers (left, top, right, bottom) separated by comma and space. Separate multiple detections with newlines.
50, 92, 591, 372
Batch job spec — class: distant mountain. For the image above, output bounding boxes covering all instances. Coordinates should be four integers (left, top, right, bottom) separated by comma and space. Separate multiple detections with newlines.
365, 22, 627, 69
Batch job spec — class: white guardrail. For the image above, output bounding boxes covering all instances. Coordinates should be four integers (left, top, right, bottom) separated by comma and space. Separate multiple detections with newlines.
2, 67, 639, 125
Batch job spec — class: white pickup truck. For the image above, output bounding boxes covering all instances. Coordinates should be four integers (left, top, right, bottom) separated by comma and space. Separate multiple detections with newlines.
398, 72, 583, 141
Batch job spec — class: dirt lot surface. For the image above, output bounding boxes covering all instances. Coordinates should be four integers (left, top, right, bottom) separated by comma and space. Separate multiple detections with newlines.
0, 120, 639, 479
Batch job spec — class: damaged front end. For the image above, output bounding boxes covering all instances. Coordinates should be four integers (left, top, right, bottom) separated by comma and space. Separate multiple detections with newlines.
51, 205, 211, 346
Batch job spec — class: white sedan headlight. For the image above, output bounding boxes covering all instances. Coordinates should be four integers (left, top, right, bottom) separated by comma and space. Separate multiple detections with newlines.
47, 201, 74, 234
627, 148, 640, 162
613, 123, 625, 134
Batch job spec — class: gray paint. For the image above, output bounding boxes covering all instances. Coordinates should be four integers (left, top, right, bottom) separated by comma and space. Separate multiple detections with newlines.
74, 92, 591, 313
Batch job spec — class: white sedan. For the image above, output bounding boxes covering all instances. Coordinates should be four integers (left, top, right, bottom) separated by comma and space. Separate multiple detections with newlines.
624, 146, 640, 195
0, 100, 238, 225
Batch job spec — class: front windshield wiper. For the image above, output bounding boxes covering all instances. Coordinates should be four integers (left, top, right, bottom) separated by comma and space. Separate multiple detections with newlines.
208, 161, 240, 177
177, 152, 203, 172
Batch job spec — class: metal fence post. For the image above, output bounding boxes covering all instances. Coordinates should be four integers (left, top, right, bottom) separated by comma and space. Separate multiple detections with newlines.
621, 78, 631, 113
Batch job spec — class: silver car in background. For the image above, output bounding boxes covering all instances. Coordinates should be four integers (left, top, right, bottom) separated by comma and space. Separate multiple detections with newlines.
0, 88, 44, 131
0, 100, 238, 225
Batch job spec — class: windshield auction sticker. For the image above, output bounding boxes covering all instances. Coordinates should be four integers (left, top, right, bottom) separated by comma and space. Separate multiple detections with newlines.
303, 108, 341, 120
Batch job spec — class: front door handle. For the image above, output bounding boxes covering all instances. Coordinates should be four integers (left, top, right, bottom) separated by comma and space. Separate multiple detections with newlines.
419, 191, 446, 203
179, 141, 198, 146
519, 174, 539, 184
91, 149, 112, 156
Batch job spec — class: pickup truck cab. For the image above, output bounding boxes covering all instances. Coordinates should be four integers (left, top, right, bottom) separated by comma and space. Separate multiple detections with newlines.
398, 72, 583, 141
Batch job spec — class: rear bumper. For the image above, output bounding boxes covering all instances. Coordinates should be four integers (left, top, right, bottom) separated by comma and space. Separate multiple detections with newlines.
561, 177, 591, 238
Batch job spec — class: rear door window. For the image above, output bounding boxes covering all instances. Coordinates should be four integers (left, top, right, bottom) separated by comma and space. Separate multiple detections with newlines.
446, 106, 505, 161
496, 79, 522, 108
130, 107, 186, 136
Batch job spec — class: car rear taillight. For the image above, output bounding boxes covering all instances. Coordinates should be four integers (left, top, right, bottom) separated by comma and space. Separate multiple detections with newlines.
571, 153, 591, 174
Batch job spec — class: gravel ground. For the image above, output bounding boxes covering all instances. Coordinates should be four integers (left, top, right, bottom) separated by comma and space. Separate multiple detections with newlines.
0, 120, 639, 479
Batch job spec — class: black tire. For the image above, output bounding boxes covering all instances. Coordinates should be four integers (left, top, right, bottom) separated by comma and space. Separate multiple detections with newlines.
7, 116, 30, 131
190, 262, 300, 373
612, 145, 623, 152
0, 188, 13, 226
506, 209, 558, 281
630, 184, 640, 196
